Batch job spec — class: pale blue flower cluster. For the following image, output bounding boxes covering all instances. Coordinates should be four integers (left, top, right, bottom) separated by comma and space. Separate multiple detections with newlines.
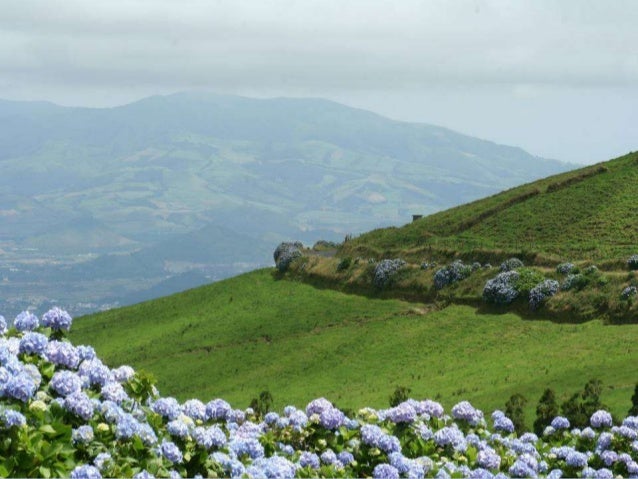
483, 271, 520, 304
621, 285, 638, 300
500, 257, 524, 272
529, 279, 560, 310
433, 260, 473, 289
14, 311, 39, 331
556, 263, 576, 275
373, 259, 407, 288
41, 306, 73, 331
273, 242, 303, 272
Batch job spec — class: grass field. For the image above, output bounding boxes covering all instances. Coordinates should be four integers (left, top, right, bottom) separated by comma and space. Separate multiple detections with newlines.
342, 151, 638, 263
72, 268, 638, 430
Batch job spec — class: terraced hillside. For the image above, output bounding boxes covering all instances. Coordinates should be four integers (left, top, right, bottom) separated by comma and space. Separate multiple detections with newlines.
341, 151, 638, 263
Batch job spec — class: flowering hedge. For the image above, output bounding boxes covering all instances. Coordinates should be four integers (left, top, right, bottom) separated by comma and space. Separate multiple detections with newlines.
373, 259, 406, 289
433, 260, 473, 290
529, 280, 560, 311
6, 308, 638, 478
499, 258, 524, 273
273, 243, 303, 273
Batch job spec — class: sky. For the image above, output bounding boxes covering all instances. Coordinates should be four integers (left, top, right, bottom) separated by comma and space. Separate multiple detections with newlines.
1, 0, 636, 164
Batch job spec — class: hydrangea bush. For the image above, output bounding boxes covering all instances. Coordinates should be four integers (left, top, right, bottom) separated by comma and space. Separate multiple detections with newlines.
529, 280, 560, 310
556, 263, 576, 275
433, 260, 473, 290
6, 308, 638, 478
373, 259, 406, 288
621, 285, 638, 300
628, 255, 638, 271
273, 242, 303, 273
483, 271, 520, 304
561, 273, 589, 292
499, 258, 524, 272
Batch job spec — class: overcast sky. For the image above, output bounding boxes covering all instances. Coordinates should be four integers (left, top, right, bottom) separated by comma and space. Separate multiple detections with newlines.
1, 0, 636, 164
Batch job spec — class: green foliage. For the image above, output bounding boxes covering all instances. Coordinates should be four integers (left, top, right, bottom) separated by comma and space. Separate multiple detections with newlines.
561, 378, 607, 428
629, 384, 638, 416
534, 388, 559, 436
505, 393, 528, 435
389, 386, 412, 407
512, 268, 546, 296
250, 390, 274, 419
124, 370, 158, 404
336, 257, 352, 271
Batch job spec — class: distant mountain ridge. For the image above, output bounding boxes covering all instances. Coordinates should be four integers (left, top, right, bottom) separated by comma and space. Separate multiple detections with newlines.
0, 92, 572, 315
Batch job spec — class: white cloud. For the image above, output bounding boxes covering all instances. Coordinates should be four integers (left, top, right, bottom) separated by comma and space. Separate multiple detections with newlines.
0, 0, 636, 163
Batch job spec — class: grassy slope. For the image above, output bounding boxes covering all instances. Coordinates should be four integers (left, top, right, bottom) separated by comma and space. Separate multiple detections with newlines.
72, 268, 638, 426
342, 151, 638, 262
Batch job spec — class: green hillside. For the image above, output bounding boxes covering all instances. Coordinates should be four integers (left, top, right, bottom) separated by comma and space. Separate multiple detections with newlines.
341, 151, 638, 262
72, 268, 638, 427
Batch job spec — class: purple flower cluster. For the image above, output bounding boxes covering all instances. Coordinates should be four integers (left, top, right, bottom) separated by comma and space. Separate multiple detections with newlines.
41, 307, 73, 331
483, 271, 520, 304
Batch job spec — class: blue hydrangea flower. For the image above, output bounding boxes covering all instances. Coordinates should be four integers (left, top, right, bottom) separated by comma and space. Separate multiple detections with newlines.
1, 408, 27, 428
93, 452, 112, 470
206, 398, 232, 420
373, 463, 400, 479
19, 332, 48, 355
77, 345, 96, 361
452, 401, 483, 426
0, 315, 6, 335
70, 464, 102, 479
137, 423, 158, 446
387, 402, 417, 423
132, 471, 155, 479
101, 381, 128, 403
41, 307, 73, 331
115, 413, 140, 440
306, 397, 334, 416
590, 410, 613, 428
246, 456, 297, 479
493, 414, 515, 433
167, 417, 192, 438
361, 424, 385, 446
79, 359, 112, 387
65, 391, 95, 421
229, 437, 264, 459
299, 451, 320, 469
5, 373, 37, 402
477, 447, 501, 470
320, 449, 338, 465
509, 454, 538, 477
45, 340, 80, 369
50, 370, 83, 397
14, 311, 39, 332
421, 399, 445, 418
551, 416, 570, 430
112, 365, 135, 383
152, 397, 182, 420
72, 425, 95, 444
161, 440, 183, 463
566, 450, 589, 468
434, 426, 467, 452
337, 450, 354, 466
319, 407, 345, 429
182, 398, 207, 421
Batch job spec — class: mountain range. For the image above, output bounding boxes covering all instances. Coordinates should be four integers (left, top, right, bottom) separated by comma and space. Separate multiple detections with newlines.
0, 92, 571, 316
